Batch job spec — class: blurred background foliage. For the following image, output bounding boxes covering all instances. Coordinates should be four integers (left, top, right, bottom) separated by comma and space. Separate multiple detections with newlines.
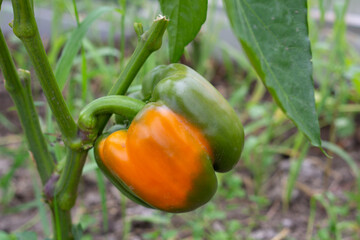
0, 0, 359, 239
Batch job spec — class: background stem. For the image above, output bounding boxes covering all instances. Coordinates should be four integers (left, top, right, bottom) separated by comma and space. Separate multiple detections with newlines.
119, 0, 127, 68
0, 29, 54, 184
72, 0, 88, 103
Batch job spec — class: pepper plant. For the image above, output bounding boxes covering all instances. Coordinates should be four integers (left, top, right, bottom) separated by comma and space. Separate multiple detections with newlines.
0, 0, 323, 239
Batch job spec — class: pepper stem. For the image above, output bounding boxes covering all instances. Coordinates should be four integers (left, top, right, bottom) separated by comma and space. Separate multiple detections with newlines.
78, 95, 146, 149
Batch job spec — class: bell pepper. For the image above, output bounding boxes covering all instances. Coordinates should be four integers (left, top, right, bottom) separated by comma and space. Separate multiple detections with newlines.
94, 63, 244, 212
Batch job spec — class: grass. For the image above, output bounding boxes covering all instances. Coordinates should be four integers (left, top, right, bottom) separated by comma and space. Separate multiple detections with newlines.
0, 0, 359, 239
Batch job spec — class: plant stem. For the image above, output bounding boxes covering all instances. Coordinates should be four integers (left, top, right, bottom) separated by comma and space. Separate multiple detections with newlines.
0, 29, 54, 184
72, 0, 88, 103
11, 0, 78, 145
76, 95, 145, 148
119, 0, 126, 68
78, 95, 145, 131
108, 16, 168, 96
52, 196, 73, 240
55, 149, 88, 210
94, 16, 168, 134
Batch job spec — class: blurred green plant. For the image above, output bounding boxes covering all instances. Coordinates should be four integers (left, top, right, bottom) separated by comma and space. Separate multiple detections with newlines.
0, 0, 359, 239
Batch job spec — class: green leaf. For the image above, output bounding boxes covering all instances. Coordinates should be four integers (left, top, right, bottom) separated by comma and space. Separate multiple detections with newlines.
0, 231, 13, 240
14, 232, 37, 240
55, 7, 116, 90
159, 0, 208, 62
353, 71, 360, 95
72, 224, 83, 240
223, 0, 322, 147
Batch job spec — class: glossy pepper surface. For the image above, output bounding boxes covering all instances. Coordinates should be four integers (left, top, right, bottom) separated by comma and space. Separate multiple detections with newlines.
142, 63, 244, 172
94, 64, 244, 212
96, 104, 217, 212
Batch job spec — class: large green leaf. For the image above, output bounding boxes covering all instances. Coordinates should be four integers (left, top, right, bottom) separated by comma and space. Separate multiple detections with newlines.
55, 7, 116, 90
159, 0, 208, 62
223, 0, 322, 147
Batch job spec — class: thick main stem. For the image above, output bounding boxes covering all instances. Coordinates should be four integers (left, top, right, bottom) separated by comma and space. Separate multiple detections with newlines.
0, 29, 54, 184
55, 149, 87, 210
51, 204, 73, 240
11, 0, 78, 144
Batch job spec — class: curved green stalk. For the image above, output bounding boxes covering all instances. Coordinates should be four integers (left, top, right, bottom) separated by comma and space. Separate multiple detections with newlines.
0, 29, 54, 184
78, 95, 145, 131
11, 0, 78, 144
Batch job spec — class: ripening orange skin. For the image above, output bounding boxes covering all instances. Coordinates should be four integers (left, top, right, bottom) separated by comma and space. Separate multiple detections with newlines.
99, 105, 217, 212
